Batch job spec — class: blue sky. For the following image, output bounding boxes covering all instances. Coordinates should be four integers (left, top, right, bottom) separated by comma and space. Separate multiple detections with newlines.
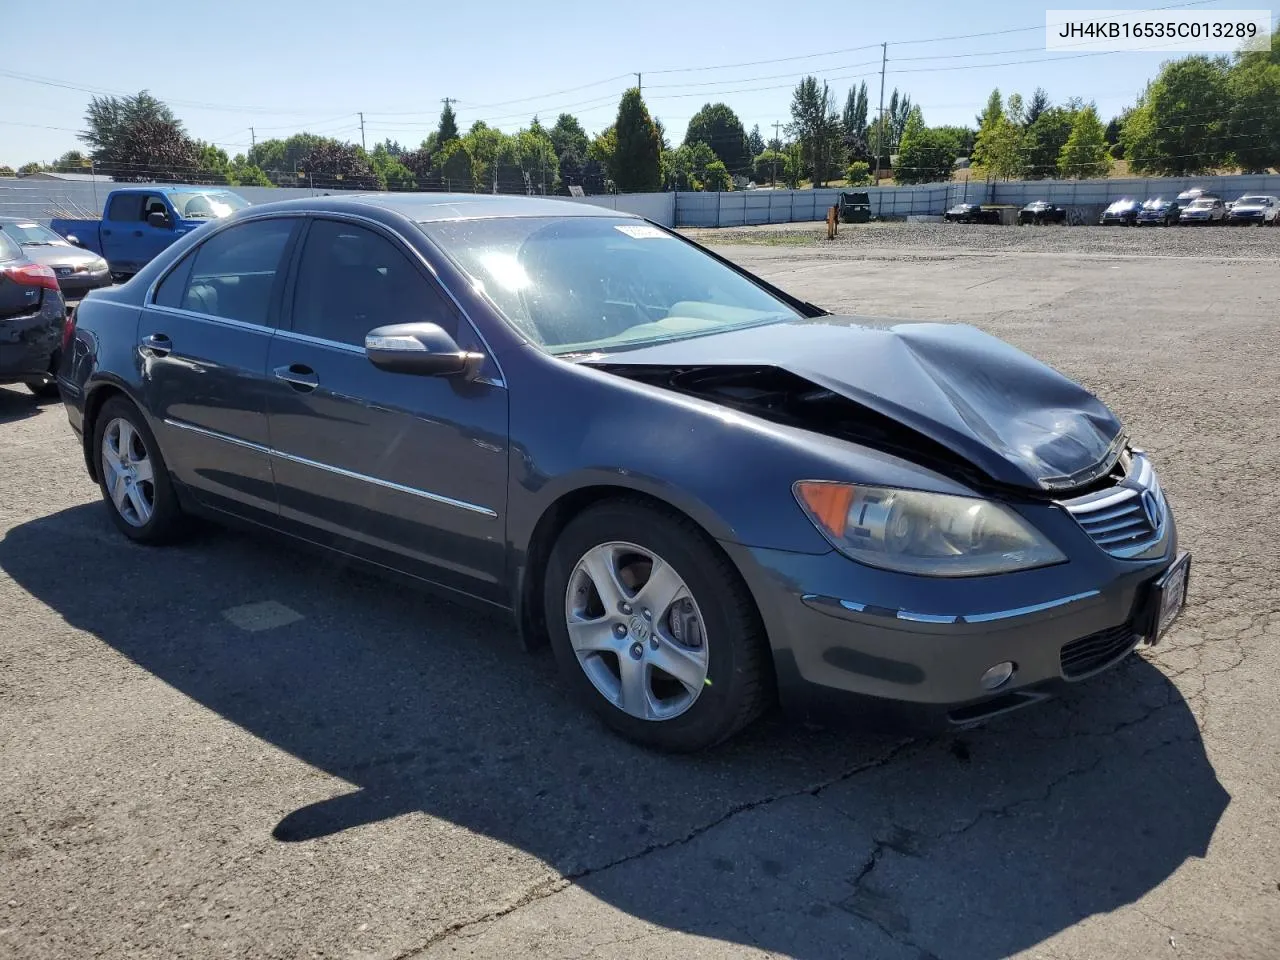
0, 0, 1266, 168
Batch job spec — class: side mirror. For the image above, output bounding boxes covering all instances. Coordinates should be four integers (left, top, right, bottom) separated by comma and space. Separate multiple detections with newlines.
66, 234, 82, 247
365, 322, 481, 377
147, 211, 171, 229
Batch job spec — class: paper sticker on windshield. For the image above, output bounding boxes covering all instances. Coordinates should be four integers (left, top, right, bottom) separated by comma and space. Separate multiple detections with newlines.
614, 224, 670, 239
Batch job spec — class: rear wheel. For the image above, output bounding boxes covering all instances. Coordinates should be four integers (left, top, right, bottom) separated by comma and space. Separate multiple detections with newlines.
94, 396, 186, 543
544, 500, 771, 751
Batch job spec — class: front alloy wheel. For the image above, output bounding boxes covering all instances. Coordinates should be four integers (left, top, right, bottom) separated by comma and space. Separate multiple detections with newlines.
565, 541, 710, 721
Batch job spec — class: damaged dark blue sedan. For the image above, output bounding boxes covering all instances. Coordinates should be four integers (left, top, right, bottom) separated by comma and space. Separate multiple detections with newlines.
57, 194, 1189, 751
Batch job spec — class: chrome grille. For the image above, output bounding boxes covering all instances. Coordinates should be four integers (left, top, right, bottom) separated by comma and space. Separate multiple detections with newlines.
1061, 453, 1166, 558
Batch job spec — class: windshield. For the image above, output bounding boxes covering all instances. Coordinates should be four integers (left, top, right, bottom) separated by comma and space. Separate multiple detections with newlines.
1142, 199, 1166, 209
168, 191, 250, 219
1237, 196, 1269, 205
0, 221, 65, 245
0, 232, 20, 262
421, 216, 800, 355
1188, 200, 1213, 208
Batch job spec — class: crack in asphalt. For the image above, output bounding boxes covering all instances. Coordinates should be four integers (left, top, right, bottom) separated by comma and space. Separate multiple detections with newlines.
396, 737, 920, 957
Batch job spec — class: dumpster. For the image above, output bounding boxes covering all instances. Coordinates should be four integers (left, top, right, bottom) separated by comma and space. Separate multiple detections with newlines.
839, 191, 871, 223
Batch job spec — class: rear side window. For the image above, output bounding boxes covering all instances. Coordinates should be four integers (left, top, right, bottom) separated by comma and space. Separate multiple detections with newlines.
156, 218, 296, 326
105, 194, 144, 222
290, 218, 457, 346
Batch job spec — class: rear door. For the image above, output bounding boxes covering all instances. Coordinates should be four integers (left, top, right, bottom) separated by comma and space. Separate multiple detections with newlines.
263, 216, 509, 601
139, 215, 302, 523
100, 192, 146, 273
136, 193, 180, 266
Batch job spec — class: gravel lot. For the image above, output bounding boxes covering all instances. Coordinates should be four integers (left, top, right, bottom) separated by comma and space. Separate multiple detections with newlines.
684, 220, 1280, 260
1, 230, 1277, 960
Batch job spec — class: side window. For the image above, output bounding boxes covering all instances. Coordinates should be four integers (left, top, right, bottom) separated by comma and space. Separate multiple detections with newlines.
142, 195, 169, 222
105, 194, 144, 222
153, 250, 196, 308
291, 219, 457, 346
170, 219, 296, 326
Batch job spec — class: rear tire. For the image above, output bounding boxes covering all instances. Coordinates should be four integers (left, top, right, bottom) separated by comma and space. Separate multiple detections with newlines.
93, 396, 186, 544
544, 499, 772, 751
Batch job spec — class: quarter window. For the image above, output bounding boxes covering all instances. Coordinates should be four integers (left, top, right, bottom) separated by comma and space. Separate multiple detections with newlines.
290, 219, 456, 346
158, 219, 295, 326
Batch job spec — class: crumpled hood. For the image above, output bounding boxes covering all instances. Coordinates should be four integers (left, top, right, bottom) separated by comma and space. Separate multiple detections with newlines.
594, 317, 1125, 491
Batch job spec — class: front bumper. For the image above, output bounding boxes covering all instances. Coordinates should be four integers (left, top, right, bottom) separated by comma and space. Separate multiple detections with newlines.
722, 487, 1181, 730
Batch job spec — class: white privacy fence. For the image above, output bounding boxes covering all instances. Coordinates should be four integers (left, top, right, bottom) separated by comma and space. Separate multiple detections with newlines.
0, 178, 675, 227
5, 173, 1279, 232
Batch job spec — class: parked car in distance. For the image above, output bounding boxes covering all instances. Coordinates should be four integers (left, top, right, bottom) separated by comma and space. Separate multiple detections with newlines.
1099, 199, 1142, 226
1226, 195, 1279, 225
1178, 196, 1226, 224
1018, 201, 1067, 225
0, 217, 111, 300
59, 194, 1189, 751
944, 202, 1000, 224
1136, 198, 1181, 226
50, 186, 251, 280
0, 229, 67, 398
1175, 187, 1212, 205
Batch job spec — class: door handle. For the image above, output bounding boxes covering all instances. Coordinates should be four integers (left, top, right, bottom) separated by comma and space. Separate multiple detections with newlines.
274, 363, 319, 392
140, 333, 172, 356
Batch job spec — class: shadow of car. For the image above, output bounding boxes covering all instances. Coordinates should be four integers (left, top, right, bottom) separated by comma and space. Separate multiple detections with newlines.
0, 503, 1230, 959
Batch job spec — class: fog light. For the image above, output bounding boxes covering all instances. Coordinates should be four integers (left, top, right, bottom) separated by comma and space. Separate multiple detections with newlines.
980, 661, 1015, 691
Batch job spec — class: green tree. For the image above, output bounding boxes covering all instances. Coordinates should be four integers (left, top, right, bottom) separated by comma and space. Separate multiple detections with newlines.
747, 124, 765, 157
227, 156, 273, 187
1124, 56, 1230, 175
514, 128, 559, 194
1058, 105, 1111, 178
1226, 32, 1280, 172
783, 142, 804, 188
436, 140, 474, 190
788, 76, 843, 187
664, 141, 716, 190
17, 162, 44, 176
971, 89, 1005, 168
842, 82, 869, 142
752, 148, 789, 186
844, 160, 873, 185
702, 159, 732, 191
464, 122, 509, 191
1026, 87, 1050, 125
53, 150, 88, 171
296, 141, 379, 190
684, 102, 751, 175
612, 88, 662, 192
588, 124, 617, 180
248, 133, 330, 182
370, 143, 417, 190
887, 89, 914, 150
933, 125, 976, 157
549, 113, 589, 159
895, 108, 960, 184
1025, 106, 1074, 177
437, 101, 460, 146
80, 90, 199, 182
0, 165, 15, 178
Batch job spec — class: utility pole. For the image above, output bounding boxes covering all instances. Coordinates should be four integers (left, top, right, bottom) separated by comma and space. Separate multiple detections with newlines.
250, 127, 255, 151
635, 72, 642, 92
358, 112, 366, 151
873, 42, 887, 185
772, 120, 783, 187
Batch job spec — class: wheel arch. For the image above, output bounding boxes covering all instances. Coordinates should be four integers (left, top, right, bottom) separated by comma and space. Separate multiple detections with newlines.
513, 484, 764, 660
80, 379, 140, 483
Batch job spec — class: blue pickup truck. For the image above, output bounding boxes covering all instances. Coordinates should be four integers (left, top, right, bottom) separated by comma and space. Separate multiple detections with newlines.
51, 186, 251, 279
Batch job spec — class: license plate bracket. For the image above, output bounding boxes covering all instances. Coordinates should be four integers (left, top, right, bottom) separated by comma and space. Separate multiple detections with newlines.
1140, 552, 1190, 646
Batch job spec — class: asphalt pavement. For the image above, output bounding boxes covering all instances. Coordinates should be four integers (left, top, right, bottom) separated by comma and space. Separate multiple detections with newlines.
1, 231, 1276, 959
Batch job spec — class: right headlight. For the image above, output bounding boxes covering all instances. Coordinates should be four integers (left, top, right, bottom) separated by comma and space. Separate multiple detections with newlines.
793, 481, 1066, 578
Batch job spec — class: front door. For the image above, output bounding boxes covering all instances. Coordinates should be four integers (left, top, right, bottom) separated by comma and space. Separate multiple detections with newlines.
263, 217, 509, 603
138, 216, 302, 522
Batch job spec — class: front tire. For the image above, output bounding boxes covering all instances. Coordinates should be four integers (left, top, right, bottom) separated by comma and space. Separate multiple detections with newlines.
93, 396, 186, 544
544, 500, 772, 751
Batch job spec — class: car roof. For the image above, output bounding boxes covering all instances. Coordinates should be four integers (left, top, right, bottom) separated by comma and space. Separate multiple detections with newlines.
233, 192, 638, 223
